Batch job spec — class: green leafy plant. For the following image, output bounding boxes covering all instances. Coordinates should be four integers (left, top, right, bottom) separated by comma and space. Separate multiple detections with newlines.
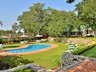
73, 42, 96, 55
0, 56, 33, 70
14, 68, 32, 72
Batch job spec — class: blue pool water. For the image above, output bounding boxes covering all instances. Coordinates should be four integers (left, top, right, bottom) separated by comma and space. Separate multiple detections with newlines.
5, 44, 51, 53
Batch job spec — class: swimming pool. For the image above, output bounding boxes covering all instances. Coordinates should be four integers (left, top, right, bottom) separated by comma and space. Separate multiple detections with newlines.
5, 44, 51, 53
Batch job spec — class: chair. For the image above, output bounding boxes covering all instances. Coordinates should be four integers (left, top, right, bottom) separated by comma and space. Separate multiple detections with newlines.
0, 44, 3, 48
69, 43, 78, 52
65, 43, 78, 53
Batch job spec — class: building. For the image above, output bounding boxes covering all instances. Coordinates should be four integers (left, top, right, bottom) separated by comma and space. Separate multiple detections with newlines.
63, 25, 94, 37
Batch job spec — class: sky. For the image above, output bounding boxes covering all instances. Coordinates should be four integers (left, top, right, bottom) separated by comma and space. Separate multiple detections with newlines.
0, 0, 82, 30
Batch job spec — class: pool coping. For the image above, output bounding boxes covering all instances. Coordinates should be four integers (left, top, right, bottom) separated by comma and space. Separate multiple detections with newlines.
0, 44, 58, 56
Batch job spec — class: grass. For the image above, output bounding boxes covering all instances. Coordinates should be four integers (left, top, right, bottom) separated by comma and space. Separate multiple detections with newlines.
21, 42, 68, 69
80, 37, 96, 57
0, 42, 85, 69
2, 44, 23, 49
81, 46, 96, 58
21, 38, 96, 69
1, 37, 95, 69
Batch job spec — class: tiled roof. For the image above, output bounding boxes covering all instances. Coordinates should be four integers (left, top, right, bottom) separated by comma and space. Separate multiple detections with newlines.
67, 60, 96, 72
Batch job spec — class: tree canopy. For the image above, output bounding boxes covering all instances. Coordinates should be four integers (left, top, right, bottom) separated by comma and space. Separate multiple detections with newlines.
17, 3, 51, 34
12, 2, 82, 37
75, 0, 96, 36
66, 0, 75, 3
0, 21, 3, 26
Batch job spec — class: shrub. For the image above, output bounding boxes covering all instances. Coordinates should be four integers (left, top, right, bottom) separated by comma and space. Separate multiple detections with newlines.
73, 42, 96, 55
14, 68, 32, 72
54, 37, 68, 42
0, 56, 33, 70
54, 37, 62, 42
0, 38, 3, 44
14, 38, 22, 42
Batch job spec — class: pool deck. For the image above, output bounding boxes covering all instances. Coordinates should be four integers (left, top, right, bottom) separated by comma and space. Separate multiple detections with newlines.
0, 44, 58, 56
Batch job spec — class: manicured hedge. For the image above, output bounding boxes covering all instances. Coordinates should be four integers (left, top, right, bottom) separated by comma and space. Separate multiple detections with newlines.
73, 42, 96, 55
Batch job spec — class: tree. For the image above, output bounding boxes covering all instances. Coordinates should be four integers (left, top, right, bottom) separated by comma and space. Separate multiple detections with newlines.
69, 12, 83, 36
16, 2, 83, 37
0, 21, 3, 26
12, 22, 20, 32
17, 3, 51, 36
66, 0, 75, 3
75, 0, 96, 37
46, 10, 68, 37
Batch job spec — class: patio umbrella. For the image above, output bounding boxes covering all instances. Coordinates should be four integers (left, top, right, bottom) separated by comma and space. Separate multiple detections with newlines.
35, 34, 43, 42
35, 34, 42, 37
19, 34, 29, 38
19, 34, 29, 43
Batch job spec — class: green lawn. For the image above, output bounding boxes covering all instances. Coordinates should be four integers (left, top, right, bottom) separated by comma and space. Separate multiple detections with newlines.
81, 46, 96, 58
1, 42, 85, 69
21, 42, 68, 69
1, 44, 23, 49
1, 38, 93, 69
